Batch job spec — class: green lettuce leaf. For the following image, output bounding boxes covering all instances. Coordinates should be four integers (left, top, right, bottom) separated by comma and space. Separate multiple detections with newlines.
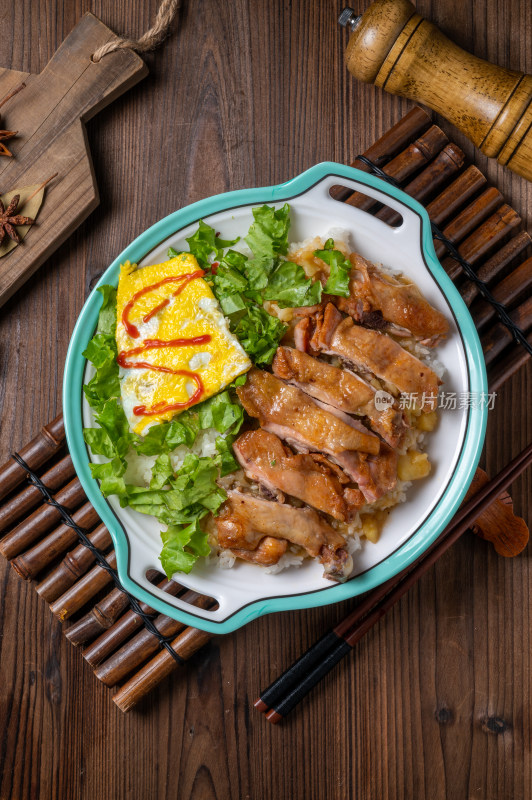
83, 426, 116, 459
212, 250, 249, 295
215, 435, 239, 476
263, 260, 322, 308
219, 292, 247, 317
150, 453, 174, 490
134, 414, 199, 456
245, 256, 275, 291
315, 238, 351, 297
245, 204, 290, 259
83, 287, 135, 490
160, 519, 211, 577
95, 284, 118, 336
84, 398, 137, 496
126, 454, 226, 522
82, 286, 121, 411
232, 303, 286, 365
125, 453, 228, 577
89, 457, 127, 497
197, 390, 244, 434
178, 220, 239, 268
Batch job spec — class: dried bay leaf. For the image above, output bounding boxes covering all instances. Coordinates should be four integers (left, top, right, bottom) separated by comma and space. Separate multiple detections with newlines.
0, 183, 45, 258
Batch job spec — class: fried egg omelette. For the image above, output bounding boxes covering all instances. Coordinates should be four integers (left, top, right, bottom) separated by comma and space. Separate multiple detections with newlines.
116, 253, 251, 434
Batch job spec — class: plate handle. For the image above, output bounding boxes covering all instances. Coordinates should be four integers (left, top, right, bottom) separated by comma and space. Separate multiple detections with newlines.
290, 164, 428, 250
127, 559, 266, 626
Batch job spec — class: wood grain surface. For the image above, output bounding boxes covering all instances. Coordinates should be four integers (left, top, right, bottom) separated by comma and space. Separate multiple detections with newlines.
0, 1, 530, 799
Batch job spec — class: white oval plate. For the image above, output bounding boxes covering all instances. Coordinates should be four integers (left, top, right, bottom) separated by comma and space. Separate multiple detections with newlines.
64, 164, 487, 633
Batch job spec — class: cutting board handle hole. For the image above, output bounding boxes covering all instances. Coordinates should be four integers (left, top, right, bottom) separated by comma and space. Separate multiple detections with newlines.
328, 185, 404, 228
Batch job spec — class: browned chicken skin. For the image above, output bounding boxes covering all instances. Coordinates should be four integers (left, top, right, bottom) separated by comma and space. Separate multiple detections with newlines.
230, 536, 288, 566
215, 490, 353, 581
237, 368, 397, 501
307, 304, 440, 412
273, 346, 375, 410
233, 429, 364, 522
272, 346, 408, 448
237, 368, 396, 502
305, 251, 449, 343
237, 368, 379, 455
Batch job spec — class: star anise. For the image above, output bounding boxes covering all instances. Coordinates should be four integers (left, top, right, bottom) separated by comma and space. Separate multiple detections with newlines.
0, 118, 17, 157
0, 195, 34, 246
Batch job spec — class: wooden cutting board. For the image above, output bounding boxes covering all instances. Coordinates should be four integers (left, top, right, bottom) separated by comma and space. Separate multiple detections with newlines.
0, 13, 148, 307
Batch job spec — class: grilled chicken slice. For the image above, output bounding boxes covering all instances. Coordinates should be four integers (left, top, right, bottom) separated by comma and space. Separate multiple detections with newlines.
237, 369, 396, 501
301, 249, 449, 343
332, 253, 449, 343
230, 536, 287, 566
272, 346, 408, 448
237, 368, 379, 455
233, 429, 364, 522
307, 303, 440, 412
215, 490, 353, 581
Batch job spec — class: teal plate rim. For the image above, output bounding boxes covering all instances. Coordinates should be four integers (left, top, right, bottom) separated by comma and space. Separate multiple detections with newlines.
63, 162, 488, 634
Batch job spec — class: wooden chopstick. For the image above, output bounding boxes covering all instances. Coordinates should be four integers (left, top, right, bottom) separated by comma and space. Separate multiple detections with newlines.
255, 441, 532, 724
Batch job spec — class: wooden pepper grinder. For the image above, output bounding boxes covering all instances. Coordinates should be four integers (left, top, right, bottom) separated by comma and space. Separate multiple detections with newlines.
339, 0, 532, 181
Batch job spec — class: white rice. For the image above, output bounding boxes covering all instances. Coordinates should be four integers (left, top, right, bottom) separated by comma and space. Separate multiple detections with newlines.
264, 549, 305, 574
214, 549, 237, 569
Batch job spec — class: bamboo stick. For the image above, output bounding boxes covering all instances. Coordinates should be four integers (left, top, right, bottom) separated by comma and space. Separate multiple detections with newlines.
94, 592, 213, 686
376, 142, 465, 225
10, 501, 100, 579
0, 478, 86, 560
0, 454, 75, 534
65, 587, 132, 646
331, 106, 432, 201
488, 334, 532, 391
346, 125, 448, 211
82, 577, 183, 667
482, 296, 532, 366
434, 187, 503, 258
470, 258, 532, 330
441, 204, 522, 281
50, 551, 118, 621
0, 414, 65, 502
63, 570, 164, 646
425, 165, 486, 226
113, 626, 213, 712
460, 231, 532, 306
36, 524, 112, 602
353, 106, 431, 168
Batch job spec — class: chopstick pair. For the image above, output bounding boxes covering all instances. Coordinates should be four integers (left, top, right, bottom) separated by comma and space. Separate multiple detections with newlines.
255, 441, 532, 723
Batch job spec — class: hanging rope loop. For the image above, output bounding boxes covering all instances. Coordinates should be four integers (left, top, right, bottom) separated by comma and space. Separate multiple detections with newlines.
91, 0, 180, 62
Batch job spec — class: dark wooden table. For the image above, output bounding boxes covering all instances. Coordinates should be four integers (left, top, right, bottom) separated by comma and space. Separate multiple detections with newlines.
1, 1, 530, 798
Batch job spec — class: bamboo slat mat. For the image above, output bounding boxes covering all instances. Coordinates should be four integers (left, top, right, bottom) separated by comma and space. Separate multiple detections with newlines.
0, 106, 530, 712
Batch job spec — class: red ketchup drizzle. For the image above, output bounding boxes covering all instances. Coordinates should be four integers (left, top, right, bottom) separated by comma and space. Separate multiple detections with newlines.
132, 370, 204, 415
121, 271, 205, 338
119, 271, 210, 416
